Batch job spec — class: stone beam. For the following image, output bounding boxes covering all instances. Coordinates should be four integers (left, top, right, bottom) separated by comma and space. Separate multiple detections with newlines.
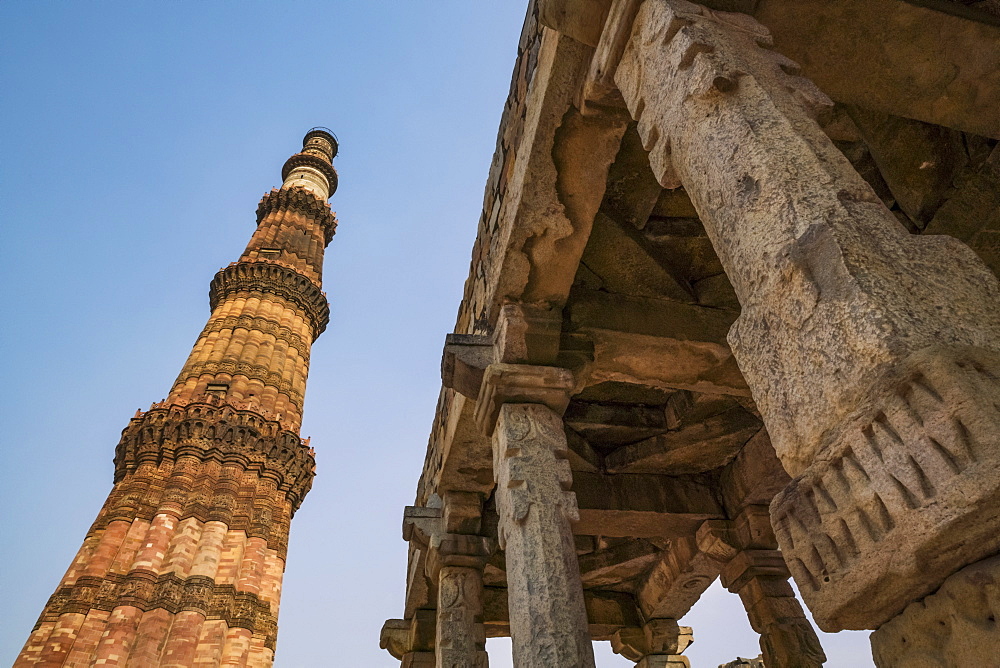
565, 287, 748, 395
604, 406, 761, 474
483, 586, 644, 640
578, 540, 663, 587
549, 0, 1000, 137
539, 0, 612, 47
572, 471, 725, 537
750, 0, 1000, 138
636, 534, 721, 620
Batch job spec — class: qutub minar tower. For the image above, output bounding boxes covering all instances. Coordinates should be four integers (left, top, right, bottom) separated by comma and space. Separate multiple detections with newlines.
16, 129, 339, 667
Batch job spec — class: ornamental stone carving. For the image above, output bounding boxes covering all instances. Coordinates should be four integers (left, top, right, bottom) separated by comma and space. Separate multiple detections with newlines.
209, 260, 330, 338
256, 186, 338, 244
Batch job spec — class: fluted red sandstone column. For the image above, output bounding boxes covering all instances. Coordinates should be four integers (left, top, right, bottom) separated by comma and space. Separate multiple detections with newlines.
16, 128, 341, 667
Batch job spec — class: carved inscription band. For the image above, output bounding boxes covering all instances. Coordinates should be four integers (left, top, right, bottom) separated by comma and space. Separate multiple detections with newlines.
175, 359, 305, 407
114, 402, 315, 513
36, 572, 279, 649
209, 261, 330, 338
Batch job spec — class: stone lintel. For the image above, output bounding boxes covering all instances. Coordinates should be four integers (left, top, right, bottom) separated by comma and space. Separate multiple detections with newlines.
566, 288, 749, 397
604, 408, 761, 475
482, 586, 644, 640
572, 471, 725, 537
474, 363, 574, 436
569, 0, 1000, 137
538, 0, 613, 47
580, 0, 640, 114
402, 506, 442, 544
750, 0, 1000, 138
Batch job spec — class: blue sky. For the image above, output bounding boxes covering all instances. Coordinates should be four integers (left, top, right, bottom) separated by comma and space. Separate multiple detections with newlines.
0, 3, 874, 665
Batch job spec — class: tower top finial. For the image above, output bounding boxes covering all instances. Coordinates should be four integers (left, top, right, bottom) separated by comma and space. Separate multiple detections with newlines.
281, 127, 338, 199
304, 127, 339, 158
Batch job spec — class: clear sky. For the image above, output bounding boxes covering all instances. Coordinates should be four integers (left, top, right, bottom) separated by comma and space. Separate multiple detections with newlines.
0, 3, 875, 666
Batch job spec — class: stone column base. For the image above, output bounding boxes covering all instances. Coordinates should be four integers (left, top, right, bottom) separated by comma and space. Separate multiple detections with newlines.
871, 553, 1000, 667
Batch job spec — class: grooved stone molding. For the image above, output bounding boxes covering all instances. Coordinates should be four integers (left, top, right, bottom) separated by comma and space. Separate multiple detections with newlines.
210, 261, 330, 338
493, 402, 595, 668
199, 314, 312, 363
870, 553, 1000, 667
256, 187, 338, 244
612, 0, 1000, 631
771, 346, 1000, 629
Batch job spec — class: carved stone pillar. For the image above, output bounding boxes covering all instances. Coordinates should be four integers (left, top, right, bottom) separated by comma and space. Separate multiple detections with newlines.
428, 534, 491, 668
600, 0, 1000, 634
698, 510, 825, 667
475, 363, 595, 668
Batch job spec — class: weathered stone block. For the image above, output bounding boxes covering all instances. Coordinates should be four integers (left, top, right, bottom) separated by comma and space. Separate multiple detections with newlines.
772, 346, 1000, 630
870, 553, 1000, 667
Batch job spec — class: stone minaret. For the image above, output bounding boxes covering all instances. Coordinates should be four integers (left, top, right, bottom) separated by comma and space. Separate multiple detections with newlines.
16, 129, 339, 667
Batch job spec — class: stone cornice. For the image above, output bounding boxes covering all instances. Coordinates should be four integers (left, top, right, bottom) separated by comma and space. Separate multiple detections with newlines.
281, 153, 339, 196
114, 401, 315, 512
37, 571, 278, 649
209, 260, 330, 339
256, 186, 338, 245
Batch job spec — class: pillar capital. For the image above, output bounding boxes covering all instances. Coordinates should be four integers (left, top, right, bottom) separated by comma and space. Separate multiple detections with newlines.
425, 534, 494, 582
474, 363, 574, 436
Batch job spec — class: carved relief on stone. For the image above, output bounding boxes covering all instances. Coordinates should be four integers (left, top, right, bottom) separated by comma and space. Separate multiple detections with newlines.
771, 346, 1000, 630
870, 554, 1000, 668
256, 186, 338, 245
37, 570, 276, 639
492, 402, 595, 668
436, 566, 488, 668
115, 401, 315, 513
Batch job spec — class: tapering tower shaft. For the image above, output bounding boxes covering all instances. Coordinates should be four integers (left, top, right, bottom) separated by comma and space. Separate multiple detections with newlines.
16, 129, 339, 668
